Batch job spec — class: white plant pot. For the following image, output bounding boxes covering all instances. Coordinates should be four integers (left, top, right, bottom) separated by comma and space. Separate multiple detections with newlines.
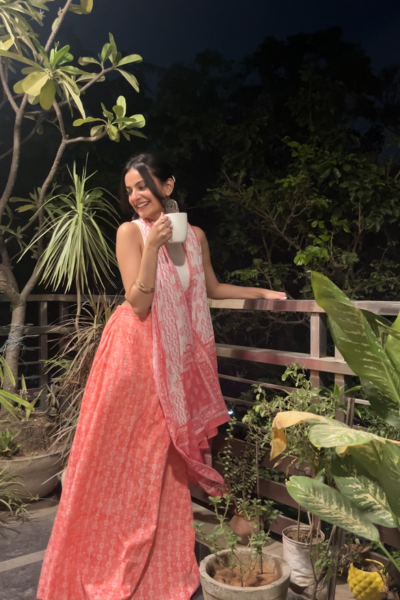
0, 452, 62, 500
199, 548, 291, 600
282, 525, 325, 588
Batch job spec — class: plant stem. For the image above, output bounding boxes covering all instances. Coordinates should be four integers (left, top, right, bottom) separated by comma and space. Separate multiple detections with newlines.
75, 277, 81, 330
377, 542, 400, 574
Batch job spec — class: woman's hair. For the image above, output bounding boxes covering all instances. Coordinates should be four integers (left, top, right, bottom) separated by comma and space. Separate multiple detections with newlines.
119, 153, 183, 215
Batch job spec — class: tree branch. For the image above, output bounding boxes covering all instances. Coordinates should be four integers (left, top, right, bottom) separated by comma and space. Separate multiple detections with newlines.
45, 0, 75, 52
0, 60, 19, 113
65, 131, 108, 144
0, 235, 20, 304
0, 94, 28, 223
53, 100, 67, 139
0, 115, 45, 162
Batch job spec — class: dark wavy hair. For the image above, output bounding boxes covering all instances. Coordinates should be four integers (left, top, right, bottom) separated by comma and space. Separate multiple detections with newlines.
119, 153, 183, 215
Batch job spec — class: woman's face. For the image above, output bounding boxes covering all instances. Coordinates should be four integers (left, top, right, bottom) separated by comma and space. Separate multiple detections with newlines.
125, 168, 172, 221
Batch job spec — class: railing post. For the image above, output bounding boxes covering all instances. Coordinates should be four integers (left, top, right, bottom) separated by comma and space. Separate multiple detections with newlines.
39, 301, 48, 409
309, 313, 327, 388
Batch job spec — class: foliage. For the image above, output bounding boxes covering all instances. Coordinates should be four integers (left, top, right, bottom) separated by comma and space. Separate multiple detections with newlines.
243, 365, 345, 480
22, 162, 119, 322
0, 428, 20, 456
0, 0, 145, 388
193, 493, 279, 587
311, 271, 400, 432
0, 468, 31, 525
355, 405, 400, 442
272, 411, 400, 573
45, 295, 117, 465
0, 355, 39, 417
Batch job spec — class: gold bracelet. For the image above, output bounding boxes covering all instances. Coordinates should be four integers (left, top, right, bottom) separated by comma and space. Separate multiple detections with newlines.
135, 279, 155, 294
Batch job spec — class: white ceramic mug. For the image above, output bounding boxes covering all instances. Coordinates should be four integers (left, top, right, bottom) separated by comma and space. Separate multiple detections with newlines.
167, 212, 188, 243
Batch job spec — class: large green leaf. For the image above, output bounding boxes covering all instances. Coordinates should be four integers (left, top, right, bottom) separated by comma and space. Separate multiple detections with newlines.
311, 272, 400, 407
309, 420, 378, 449
332, 456, 396, 527
349, 440, 385, 481
381, 442, 400, 518
386, 313, 400, 372
287, 476, 380, 542
361, 379, 400, 430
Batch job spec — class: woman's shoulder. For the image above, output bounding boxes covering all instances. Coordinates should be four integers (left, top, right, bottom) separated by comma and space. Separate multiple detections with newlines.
117, 220, 141, 237
191, 225, 206, 243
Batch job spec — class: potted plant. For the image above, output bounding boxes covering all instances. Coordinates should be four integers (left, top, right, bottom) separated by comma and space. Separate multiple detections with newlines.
339, 539, 385, 600
242, 366, 344, 589
194, 493, 291, 599
0, 357, 61, 499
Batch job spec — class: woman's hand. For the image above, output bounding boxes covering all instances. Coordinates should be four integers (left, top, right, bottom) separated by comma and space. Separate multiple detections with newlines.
259, 289, 287, 300
146, 213, 173, 250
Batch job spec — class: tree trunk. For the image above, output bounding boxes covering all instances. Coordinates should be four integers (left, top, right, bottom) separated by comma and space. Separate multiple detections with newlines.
4, 301, 27, 393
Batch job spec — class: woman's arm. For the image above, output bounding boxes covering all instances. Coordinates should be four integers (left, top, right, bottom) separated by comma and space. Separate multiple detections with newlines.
194, 226, 287, 301
116, 215, 172, 317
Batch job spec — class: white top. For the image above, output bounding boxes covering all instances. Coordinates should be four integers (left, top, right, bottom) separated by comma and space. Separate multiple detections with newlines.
166, 243, 190, 292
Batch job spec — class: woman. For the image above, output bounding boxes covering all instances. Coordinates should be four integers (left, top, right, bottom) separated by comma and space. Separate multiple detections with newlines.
37, 154, 286, 600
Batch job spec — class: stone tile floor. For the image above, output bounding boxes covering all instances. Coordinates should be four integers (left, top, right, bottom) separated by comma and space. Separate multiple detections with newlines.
0, 499, 353, 600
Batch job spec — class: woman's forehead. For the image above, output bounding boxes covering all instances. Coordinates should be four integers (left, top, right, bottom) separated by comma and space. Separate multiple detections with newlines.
125, 168, 143, 187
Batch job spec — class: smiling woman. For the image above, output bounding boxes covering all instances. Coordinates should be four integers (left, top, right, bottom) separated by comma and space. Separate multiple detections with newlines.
37, 153, 286, 600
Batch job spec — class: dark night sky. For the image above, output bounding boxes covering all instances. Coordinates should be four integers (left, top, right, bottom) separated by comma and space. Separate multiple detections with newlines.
66, 0, 400, 71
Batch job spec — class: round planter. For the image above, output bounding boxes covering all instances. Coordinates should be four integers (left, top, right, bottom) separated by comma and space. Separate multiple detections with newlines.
199, 548, 291, 600
0, 452, 62, 500
230, 512, 261, 545
282, 525, 325, 588
348, 560, 385, 600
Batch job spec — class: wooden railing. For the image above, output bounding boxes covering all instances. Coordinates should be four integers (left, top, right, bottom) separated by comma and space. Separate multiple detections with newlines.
1, 293, 400, 594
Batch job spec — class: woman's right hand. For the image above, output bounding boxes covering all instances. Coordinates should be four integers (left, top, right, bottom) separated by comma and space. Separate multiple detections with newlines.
146, 213, 173, 250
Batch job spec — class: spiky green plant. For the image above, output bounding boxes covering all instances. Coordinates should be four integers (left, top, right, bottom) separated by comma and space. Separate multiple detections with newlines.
23, 163, 119, 326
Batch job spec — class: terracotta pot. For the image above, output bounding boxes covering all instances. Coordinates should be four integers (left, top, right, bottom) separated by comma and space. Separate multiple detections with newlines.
200, 549, 291, 600
0, 452, 62, 500
230, 512, 261, 545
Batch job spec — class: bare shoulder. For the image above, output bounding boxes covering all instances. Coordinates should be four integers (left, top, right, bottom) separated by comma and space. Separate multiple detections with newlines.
117, 220, 141, 241
192, 225, 207, 243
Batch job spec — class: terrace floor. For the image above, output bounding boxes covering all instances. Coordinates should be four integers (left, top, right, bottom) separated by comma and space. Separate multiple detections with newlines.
0, 494, 353, 600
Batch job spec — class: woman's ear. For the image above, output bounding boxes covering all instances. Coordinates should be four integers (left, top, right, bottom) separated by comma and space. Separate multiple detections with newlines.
164, 178, 175, 197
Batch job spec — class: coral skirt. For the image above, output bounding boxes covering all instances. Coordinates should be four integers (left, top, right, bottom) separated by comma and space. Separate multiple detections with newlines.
37, 305, 199, 600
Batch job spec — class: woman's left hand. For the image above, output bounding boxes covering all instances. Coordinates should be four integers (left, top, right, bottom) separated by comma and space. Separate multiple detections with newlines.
259, 289, 287, 300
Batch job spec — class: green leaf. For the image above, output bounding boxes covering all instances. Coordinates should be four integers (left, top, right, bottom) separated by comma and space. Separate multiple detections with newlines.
128, 130, 147, 139
107, 124, 119, 141
309, 420, 378, 449
100, 43, 112, 64
90, 124, 104, 137
361, 380, 400, 430
349, 440, 385, 482
332, 455, 396, 528
117, 54, 143, 67
287, 476, 380, 542
381, 442, 400, 517
116, 68, 140, 92
73, 117, 104, 126
101, 103, 113, 120
108, 33, 118, 63
311, 272, 400, 408
0, 49, 38, 68
116, 95, 126, 116
386, 313, 400, 371
39, 79, 56, 110
69, 0, 93, 14
78, 56, 101, 66
20, 71, 49, 96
